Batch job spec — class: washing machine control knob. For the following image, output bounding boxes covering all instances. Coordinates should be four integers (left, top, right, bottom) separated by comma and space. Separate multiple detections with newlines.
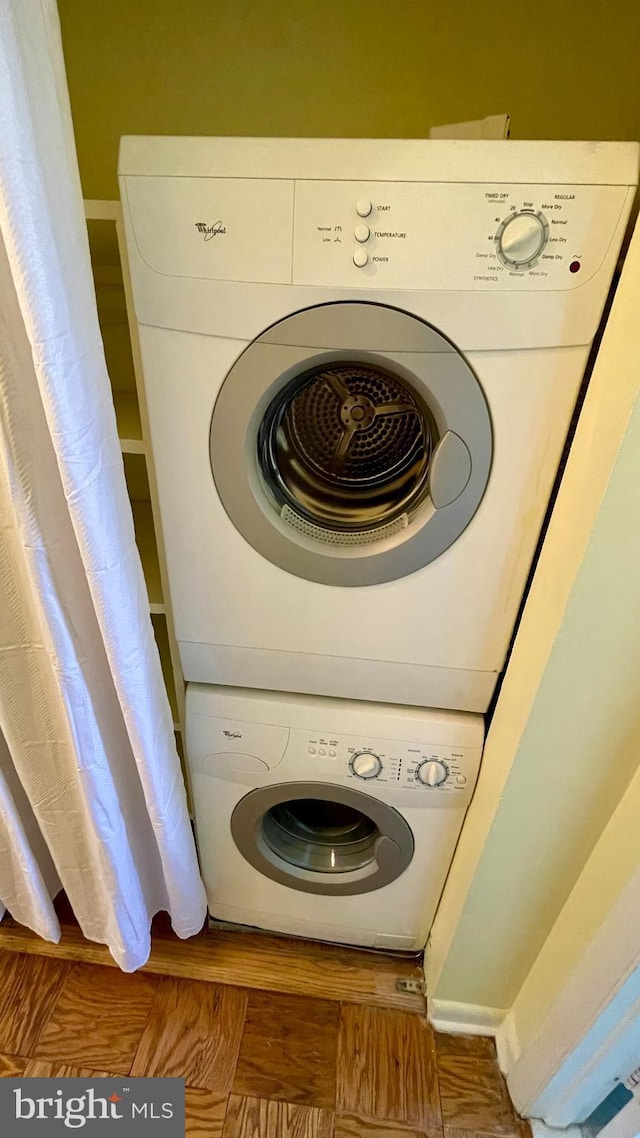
496, 210, 548, 269
350, 752, 382, 779
417, 760, 449, 787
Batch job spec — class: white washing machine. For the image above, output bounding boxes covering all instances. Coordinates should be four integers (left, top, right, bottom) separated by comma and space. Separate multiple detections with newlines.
186, 684, 484, 949
119, 138, 638, 712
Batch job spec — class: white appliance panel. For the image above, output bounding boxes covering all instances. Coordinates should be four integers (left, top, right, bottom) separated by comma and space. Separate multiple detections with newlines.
139, 321, 588, 708
123, 173, 627, 292
125, 176, 294, 284
292, 181, 627, 291
186, 684, 483, 949
119, 137, 638, 712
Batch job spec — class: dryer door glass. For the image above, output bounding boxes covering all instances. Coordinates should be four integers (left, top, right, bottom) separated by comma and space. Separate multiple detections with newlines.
210, 301, 493, 586
262, 797, 379, 873
258, 363, 434, 533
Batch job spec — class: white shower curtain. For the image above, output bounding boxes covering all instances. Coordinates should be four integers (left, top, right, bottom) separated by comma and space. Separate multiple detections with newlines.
0, 1, 206, 968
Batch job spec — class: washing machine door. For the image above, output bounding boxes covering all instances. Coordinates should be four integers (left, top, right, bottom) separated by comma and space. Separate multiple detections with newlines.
230, 782, 414, 896
210, 301, 492, 586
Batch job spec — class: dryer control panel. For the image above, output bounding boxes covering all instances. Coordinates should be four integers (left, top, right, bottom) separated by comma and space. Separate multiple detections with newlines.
292, 180, 629, 292
122, 173, 630, 294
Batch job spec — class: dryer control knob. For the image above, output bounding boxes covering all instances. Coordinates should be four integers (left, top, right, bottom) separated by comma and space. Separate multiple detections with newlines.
353, 248, 369, 268
356, 199, 373, 217
350, 752, 382, 779
496, 210, 548, 269
355, 223, 371, 243
417, 760, 448, 787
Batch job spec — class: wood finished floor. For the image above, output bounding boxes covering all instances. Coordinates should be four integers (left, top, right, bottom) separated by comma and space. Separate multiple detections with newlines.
0, 948, 530, 1138
0, 911, 425, 1014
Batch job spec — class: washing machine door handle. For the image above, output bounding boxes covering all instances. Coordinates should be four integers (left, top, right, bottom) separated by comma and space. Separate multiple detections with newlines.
374, 833, 404, 874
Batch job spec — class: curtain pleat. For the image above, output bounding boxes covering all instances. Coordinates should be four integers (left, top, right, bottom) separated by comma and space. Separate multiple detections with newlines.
0, 0, 206, 969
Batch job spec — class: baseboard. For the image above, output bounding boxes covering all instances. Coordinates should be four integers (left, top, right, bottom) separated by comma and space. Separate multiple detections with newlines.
495, 1008, 522, 1073
428, 998, 508, 1038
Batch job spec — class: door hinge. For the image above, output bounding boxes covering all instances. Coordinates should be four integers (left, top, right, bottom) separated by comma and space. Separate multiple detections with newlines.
396, 978, 427, 996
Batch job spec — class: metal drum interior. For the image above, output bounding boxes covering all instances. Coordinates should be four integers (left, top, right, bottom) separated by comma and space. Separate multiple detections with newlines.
262, 797, 380, 873
258, 362, 434, 532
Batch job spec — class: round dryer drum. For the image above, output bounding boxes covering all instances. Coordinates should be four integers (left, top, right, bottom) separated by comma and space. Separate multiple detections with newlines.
210, 302, 492, 586
230, 781, 414, 896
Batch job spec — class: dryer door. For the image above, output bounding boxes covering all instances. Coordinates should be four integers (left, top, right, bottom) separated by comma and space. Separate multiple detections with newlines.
230, 782, 414, 896
210, 301, 492, 586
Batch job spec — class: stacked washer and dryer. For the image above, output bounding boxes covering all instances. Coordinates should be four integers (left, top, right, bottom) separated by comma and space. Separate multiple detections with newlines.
119, 138, 637, 951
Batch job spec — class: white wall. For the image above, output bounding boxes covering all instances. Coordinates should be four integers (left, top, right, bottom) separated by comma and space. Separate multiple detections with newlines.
504, 756, 640, 1123
426, 210, 640, 1016
509, 742, 640, 1063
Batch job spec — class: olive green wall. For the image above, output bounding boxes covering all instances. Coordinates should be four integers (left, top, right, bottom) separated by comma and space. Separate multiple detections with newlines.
59, 0, 640, 200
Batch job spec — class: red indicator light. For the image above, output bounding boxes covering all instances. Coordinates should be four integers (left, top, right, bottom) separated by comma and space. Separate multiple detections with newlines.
569, 260, 581, 273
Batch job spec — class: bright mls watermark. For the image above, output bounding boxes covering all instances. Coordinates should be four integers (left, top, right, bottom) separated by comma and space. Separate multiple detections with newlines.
1, 1078, 185, 1135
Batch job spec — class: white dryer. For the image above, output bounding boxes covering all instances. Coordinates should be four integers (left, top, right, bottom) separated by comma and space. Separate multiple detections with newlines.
186, 684, 484, 950
119, 138, 638, 712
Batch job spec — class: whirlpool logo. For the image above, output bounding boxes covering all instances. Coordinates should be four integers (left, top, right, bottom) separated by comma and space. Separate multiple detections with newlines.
3, 1078, 185, 1135
195, 220, 226, 240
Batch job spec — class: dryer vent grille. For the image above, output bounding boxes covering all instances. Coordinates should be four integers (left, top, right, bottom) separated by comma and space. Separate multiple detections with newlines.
281, 504, 408, 546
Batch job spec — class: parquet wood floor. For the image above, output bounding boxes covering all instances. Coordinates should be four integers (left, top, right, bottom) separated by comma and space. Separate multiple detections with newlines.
233, 991, 340, 1108
0, 945, 531, 1138
337, 1004, 442, 1130
131, 977, 248, 1090
33, 961, 156, 1073
437, 1056, 523, 1136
